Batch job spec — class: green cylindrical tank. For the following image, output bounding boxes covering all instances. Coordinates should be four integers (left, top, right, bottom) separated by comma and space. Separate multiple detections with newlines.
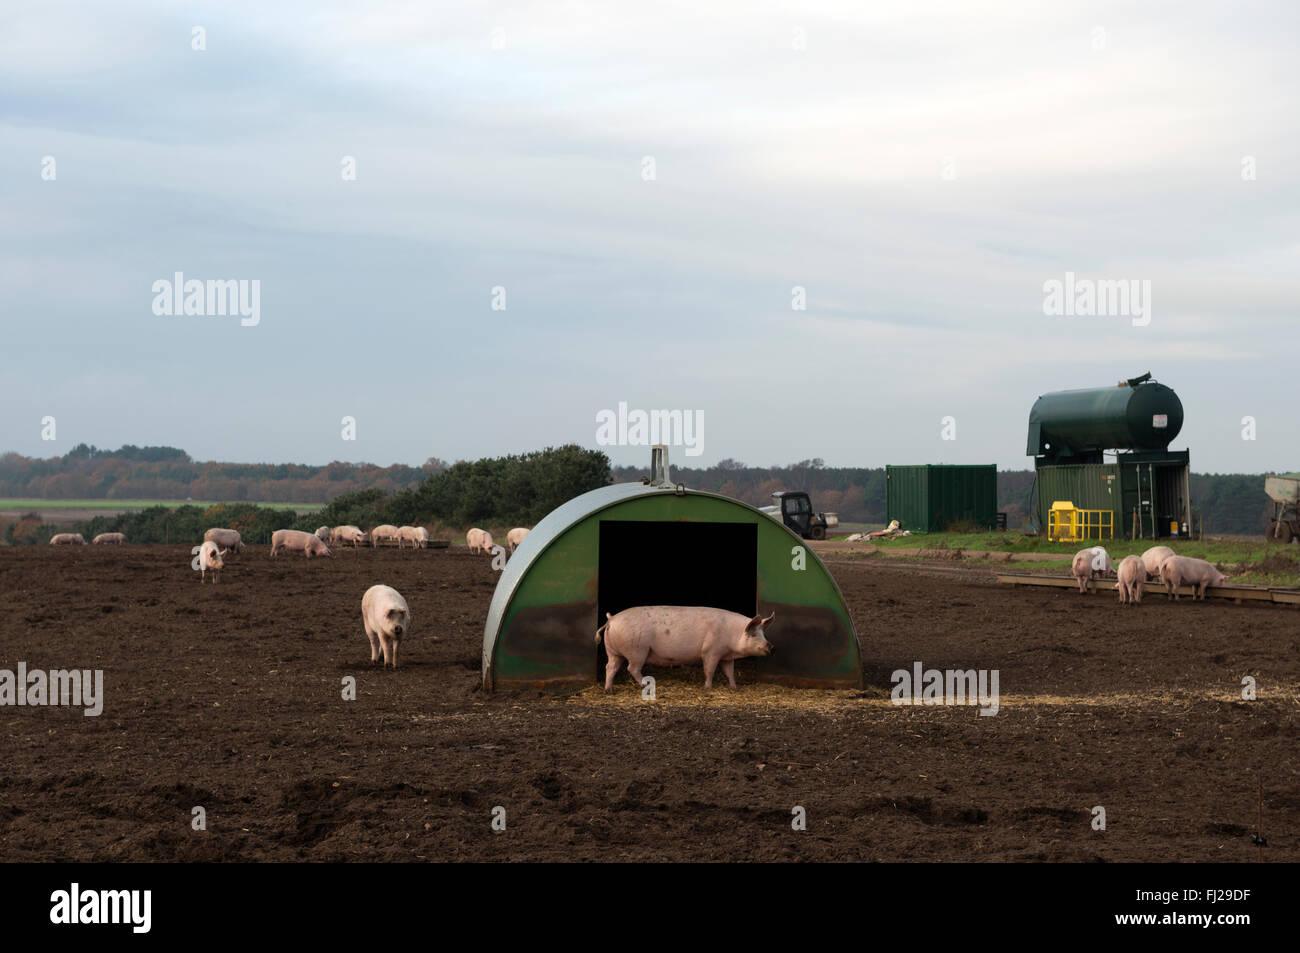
1027, 379, 1183, 460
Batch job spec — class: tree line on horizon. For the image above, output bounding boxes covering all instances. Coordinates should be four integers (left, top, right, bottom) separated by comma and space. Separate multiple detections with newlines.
0, 445, 1279, 542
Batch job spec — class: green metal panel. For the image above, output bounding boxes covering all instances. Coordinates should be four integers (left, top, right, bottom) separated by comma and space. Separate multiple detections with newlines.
885, 466, 931, 532
1035, 464, 1121, 537
483, 485, 862, 691
886, 465, 997, 532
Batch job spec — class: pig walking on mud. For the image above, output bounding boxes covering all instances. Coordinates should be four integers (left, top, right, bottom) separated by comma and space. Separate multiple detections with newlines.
332, 525, 367, 548
270, 529, 331, 558
198, 539, 226, 583
362, 584, 410, 668
1159, 555, 1226, 601
1071, 546, 1111, 593
204, 528, 244, 554
596, 606, 775, 691
466, 528, 495, 554
1114, 554, 1147, 605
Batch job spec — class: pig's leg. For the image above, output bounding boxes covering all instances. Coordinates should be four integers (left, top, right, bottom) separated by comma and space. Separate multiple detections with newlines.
380, 635, 393, 668
626, 655, 645, 687
604, 654, 624, 692
721, 659, 737, 690
390, 640, 399, 669
702, 654, 719, 690
366, 625, 380, 664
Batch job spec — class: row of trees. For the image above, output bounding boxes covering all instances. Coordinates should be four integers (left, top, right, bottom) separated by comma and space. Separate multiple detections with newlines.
4, 446, 612, 545
0, 448, 430, 503
0, 445, 1279, 541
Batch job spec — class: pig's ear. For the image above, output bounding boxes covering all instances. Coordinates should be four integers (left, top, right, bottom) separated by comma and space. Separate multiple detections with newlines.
761, 610, 776, 627
746, 614, 763, 631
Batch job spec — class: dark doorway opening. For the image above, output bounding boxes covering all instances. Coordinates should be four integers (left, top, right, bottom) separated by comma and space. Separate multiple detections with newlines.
596, 520, 758, 682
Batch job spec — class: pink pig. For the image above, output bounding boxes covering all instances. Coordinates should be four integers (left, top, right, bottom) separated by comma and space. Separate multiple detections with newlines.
1114, 554, 1147, 605
1071, 546, 1111, 593
1141, 545, 1175, 579
270, 529, 332, 558
1160, 555, 1226, 601
596, 605, 775, 691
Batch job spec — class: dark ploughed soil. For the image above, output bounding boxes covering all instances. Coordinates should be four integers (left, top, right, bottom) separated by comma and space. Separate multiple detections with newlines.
0, 545, 1296, 862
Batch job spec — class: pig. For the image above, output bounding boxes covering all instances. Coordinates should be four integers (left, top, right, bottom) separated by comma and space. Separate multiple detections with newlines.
1114, 554, 1147, 605
1159, 555, 1226, 601
49, 533, 86, 545
315, 526, 332, 542
1071, 546, 1111, 593
333, 525, 367, 548
1141, 545, 1175, 579
466, 528, 495, 554
204, 528, 245, 554
92, 532, 125, 545
370, 524, 400, 548
596, 605, 776, 691
396, 526, 421, 549
198, 539, 227, 583
270, 528, 332, 558
506, 527, 529, 553
362, 584, 410, 668
415, 527, 429, 548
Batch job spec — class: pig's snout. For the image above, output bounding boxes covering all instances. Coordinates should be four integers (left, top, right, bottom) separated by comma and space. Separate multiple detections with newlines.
394, 624, 404, 637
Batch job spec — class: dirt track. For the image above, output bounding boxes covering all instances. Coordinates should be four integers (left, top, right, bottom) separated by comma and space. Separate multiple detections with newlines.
1, 545, 1296, 861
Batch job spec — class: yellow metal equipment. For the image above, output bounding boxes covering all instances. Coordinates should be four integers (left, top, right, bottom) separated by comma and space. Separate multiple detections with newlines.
1047, 500, 1114, 541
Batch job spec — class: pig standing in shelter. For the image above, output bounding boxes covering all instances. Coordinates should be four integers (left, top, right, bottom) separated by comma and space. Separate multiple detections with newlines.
596, 606, 775, 691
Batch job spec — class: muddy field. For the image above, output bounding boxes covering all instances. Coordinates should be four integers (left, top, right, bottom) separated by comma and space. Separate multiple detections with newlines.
1, 544, 1296, 862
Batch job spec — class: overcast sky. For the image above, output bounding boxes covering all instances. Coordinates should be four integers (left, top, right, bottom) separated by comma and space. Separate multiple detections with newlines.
2, 1, 1295, 474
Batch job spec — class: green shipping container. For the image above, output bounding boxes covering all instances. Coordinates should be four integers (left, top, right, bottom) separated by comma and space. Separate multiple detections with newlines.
1035, 463, 1121, 538
885, 465, 998, 533
1035, 453, 1190, 539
